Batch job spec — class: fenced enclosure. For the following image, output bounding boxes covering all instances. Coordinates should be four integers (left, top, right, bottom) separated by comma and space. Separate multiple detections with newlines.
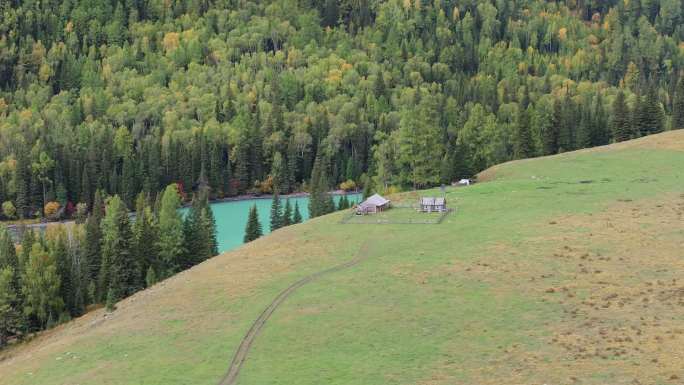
339, 204, 453, 225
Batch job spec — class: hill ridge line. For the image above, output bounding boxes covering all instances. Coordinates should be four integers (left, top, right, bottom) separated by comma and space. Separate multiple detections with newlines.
218, 242, 371, 385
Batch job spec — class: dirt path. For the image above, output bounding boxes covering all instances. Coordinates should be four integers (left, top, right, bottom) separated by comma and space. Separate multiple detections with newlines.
217, 243, 369, 385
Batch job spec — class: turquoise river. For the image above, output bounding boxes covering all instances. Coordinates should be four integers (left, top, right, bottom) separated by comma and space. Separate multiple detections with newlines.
189, 194, 360, 253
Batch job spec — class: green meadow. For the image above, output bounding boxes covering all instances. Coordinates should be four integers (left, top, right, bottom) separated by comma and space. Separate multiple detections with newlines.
1, 131, 683, 385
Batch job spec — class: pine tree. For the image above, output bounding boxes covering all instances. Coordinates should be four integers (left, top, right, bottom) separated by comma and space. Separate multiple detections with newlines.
286, 140, 298, 193
337, 195, 348, 210
235, 143, 250, 194
542, 99, 561, 155
673, 76, 684, 130
0, 224, 22, 340
84, 190, 104, 284
591, 93, 610, 146
182, 191, 215, 267
22, 242, 63, 329
514, 105, 534, 159
48, 229, 74, 316
308, 154, 325, 218
14, 151, 30, 219
309, 153, 337, 218
270, 190, 283, 231
293, 201, 302, 224
631, 90, 644, 138
577, 105, 593, 149
0, 226, 18, 272
202, 196, 218, 257
638, 85, 665, 136
0, 266, 22, 347
322, 0, 339, 27
244, 204, 262, 243
105, 287, 116, 312
132, 193, 159, 287
157, 184, 185, 277
362, 176, 372, 200
67, 228, 87, 316
145, 266, 157, 288
18, 230, 35, 279
558, 93, 576, 152
98, 195, 137, 304
612, 90, 632, 142
282, 199, 292, 227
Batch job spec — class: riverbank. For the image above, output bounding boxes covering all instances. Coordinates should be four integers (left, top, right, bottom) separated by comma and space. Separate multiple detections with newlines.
4, 190, 361, 242
198, 190, 358, 206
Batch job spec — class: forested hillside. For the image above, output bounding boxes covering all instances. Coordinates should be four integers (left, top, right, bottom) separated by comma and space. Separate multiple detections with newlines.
1, 0, 684, 219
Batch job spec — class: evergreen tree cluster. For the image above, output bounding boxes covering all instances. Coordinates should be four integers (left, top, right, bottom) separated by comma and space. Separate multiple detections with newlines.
2, 0, 684, 220
0, 184, 217, 345
249, 189, 351, 243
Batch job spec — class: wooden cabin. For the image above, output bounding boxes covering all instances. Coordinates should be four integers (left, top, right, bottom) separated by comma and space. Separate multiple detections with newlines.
419, 197, 447, 212
356, 194, 391, 215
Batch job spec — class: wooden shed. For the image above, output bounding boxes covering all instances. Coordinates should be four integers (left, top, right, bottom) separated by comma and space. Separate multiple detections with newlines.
356, 194, 391, 215
419, 197, 447, 213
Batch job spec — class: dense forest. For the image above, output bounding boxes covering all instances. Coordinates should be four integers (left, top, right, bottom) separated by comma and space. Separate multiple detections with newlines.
1, 0, 684, 220
0, 184, 220, 346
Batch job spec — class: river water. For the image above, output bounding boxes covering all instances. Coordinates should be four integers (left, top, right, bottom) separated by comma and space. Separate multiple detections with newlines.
187, 193, 360, 253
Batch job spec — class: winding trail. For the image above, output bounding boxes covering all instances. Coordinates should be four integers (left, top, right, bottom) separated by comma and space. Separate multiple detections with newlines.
217, 243, 370, 385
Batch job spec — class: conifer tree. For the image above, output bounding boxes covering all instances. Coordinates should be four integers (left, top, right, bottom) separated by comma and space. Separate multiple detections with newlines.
14, 152, 30, 219
270, 190, 283, 231
577, 105, 593, 149
543, 98, 562, 155
631, 90, 644, 138
105, 287, 117, 312
22, 242, 63, 329
673, 76, 684, 130
157, 184, 185, 276
0, 226, 18, 272
49, 229, 74, 315
293, 201, 302, 224
0, 266, 22, 347
558, 93, 576, 152
235, 143, 250, 194
308, 154, 326, 218
286, 140, 298, 193
591, 93, 610, 146
98, 195, 137, 304
67, 228, 88, 316
244, 204, 262, 243
18, 230, 35, 279
132, 193, 159, 286
0, 225, 22, 340
362, 177, 372, 200
202, 196, 218, 257
182, 191, 215, 267
514, 105, 534, 159
612, 90, 633, 142
84, 190, 104, 283
145, 266, 157, 288
270, 152, 286, 193
638, 85, 665, 136
337, 195, 348, 210
282, 199, 292, 227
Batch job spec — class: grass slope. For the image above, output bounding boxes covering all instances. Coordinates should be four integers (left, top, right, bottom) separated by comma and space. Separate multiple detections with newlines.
1, 131, 684, 385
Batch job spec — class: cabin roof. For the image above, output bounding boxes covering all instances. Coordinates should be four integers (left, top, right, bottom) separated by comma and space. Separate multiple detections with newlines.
421, 197, 446, 205
362, 193, 390, 207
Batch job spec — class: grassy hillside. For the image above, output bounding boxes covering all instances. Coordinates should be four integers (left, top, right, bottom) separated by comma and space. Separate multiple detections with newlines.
1, 130, 683, 385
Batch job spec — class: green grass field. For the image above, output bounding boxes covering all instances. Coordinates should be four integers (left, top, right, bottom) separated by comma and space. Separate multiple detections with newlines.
1, 131, 683, 385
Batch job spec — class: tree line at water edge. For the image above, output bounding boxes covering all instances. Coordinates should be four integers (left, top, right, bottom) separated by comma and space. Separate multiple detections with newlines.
0, 184, 217, 347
